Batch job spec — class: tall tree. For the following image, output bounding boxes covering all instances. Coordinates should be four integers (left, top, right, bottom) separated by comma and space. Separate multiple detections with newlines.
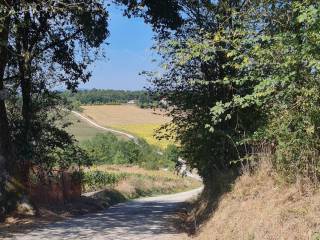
0, 0, 109, 219
0, 1, 17, 221
6, 0, 108, 183
147, 0, 262, 181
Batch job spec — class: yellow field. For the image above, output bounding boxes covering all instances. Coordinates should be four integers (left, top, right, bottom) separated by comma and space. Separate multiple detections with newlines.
82, 105, 174, 148
112, 123, 172, 148
82, 104, 171, 125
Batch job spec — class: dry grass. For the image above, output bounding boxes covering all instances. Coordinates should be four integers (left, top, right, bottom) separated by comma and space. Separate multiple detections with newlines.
90, 165, 183, 180
82, 105, 171, 126
180, 161, 320, 240
86, 165, 202, 199
81, 105, 173, 147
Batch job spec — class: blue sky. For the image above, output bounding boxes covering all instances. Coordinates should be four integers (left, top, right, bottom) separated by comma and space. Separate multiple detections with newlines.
80, 5, 158, 91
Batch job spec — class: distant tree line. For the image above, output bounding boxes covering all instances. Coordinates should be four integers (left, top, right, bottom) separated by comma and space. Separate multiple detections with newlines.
62, 89, 158, 108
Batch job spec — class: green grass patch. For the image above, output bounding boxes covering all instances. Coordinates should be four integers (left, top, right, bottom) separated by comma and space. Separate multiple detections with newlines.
64, 114, 102, 142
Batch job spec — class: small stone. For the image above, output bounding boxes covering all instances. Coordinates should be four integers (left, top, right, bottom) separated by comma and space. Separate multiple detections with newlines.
5, 216, 16, 224
16, 197, 35, 216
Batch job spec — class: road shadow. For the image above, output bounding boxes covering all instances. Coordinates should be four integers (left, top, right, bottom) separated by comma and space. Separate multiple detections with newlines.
176, 170, 238, 235
0, 189, 128, 239
1, 198, 187, 239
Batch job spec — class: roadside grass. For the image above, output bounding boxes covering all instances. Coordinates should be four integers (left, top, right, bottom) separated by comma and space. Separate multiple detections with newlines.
84, 165, 202, 199
180, 160, 320, 240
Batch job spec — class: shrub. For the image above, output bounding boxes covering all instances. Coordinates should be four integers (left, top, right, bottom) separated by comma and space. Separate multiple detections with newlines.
83, 171, 127, 191
81, 133, 177, 169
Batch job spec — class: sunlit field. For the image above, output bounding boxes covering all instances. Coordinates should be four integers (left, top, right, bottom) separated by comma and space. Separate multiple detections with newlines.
64, 114, 127, 142
64, 114, 102, 142
112, 123, 172, 148
90, 164, 183, 180
81, 104, 174, 148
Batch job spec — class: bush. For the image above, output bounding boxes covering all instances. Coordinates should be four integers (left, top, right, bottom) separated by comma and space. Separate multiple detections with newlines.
83, 171, 127, 191
81, 133, 119, 164
81, 133, 177, 169
163, 144, 180, 168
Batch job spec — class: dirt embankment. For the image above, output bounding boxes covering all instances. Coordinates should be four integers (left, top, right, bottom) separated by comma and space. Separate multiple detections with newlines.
181, 162, 320, 240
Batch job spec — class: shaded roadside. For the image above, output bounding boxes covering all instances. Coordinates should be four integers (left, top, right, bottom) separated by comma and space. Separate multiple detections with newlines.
0, 189, 127, 237
1, 188, 202, 240
175, 170, 238, 236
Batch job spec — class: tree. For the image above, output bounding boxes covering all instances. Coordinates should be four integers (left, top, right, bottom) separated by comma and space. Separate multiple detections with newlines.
0, 1, 18, 220
0, 0, 108, 219
152, 0, 320, 182
220, 0, 320, 181
6, 0, 108, 183
146, 0, 263, 181
116, 0, 183, 31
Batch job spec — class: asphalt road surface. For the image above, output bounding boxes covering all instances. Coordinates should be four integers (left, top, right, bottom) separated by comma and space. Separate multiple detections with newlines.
3, 187, 202, 240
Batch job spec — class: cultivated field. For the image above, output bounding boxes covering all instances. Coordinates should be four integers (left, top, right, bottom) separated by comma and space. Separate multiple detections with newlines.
81, 104, 174, 147
81, 104, 171, 125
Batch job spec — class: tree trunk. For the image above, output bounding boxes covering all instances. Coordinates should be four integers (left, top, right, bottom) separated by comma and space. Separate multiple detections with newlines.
0, 10, 15, 221
16, 10, 33, 185
0, 5, 11, 169
19, 60, 32, 184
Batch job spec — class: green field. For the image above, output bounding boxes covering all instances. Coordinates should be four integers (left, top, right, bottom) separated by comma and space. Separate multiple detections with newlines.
65, 113, 133, 143
64, 114, 103, 142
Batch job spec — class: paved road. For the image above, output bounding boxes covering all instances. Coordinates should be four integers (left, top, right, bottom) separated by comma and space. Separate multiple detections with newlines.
3, 187, 202, 240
